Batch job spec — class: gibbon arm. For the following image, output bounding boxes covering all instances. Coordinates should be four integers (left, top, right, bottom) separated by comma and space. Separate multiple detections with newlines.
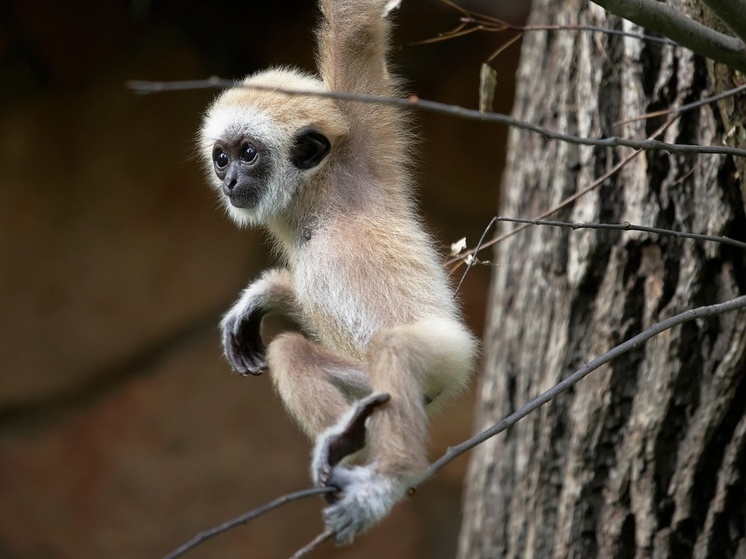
220, 268, 297, 376
317, 0, 397, 97
316, 0, 405, 168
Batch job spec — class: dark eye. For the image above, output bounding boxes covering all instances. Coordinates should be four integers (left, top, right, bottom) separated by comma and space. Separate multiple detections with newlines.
241, 144, 258, 163
213, 149, 229, 169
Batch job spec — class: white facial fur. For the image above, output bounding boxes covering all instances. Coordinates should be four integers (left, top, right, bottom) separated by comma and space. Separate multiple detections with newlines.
199, 69, 341, 228
200, 101, 300, 228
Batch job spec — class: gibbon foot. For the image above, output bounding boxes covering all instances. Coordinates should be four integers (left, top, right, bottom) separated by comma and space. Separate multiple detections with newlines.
322, 464, 406, 545
312, 392, 390, 492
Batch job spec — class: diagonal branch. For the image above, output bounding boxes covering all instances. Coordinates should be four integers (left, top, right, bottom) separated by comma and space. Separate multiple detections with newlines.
161, 295, 746, 558
423, 294, 746, 480
592, 0, 746, 73
161, 487, 334, 559
445, 114, 676, 270
288, 530, 335, 559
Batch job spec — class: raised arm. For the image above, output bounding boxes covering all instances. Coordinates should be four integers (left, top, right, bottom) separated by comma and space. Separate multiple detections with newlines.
317, 0, 400, 97
316, 0, 409, 195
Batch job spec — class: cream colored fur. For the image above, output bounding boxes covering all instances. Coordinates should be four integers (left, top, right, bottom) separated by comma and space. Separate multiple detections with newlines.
200, 0, 477, 545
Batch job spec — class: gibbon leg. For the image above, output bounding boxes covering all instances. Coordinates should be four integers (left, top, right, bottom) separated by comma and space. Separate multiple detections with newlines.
364, 316, 475, 478
314, 317, 476, 544
266, 332, 371, 438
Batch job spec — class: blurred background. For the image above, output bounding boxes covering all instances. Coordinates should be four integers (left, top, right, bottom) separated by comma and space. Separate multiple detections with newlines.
0, 1, 527, 557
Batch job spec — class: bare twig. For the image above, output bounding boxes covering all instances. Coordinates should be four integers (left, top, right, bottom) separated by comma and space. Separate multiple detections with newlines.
161, 487, 334, 559
663, 80, 746, 115
446, 116, 679, 270
454, 216, 496, 296
446, 141, 650, 270
516, 24, 677, 46
423, 294, 746, 479
448, 81, 746, 270
435, 0, 678, 46
486, 32, 524, 64
592, 0, 746, 73
496, 217, 746, 251
446, 76, 746, 271
126, 80, 746, 159
615, 82, 746, 125
288, 530, 334, 559
419, 20, 677, 47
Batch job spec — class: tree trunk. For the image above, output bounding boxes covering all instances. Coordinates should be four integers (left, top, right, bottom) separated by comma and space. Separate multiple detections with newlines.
457, 1, 746, 558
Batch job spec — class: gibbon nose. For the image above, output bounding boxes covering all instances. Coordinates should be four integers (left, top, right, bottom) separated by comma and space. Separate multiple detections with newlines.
222, 168, 239, 196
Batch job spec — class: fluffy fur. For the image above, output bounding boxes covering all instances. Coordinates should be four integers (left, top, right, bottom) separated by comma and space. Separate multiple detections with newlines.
199, 0, 477, 544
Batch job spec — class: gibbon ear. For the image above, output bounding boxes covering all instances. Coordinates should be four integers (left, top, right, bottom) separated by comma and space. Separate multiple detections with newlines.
291, 128, 331, 170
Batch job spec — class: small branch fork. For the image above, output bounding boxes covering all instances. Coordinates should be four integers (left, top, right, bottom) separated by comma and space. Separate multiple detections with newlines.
447, 114, 678, 272
287, 531, 335, 559
427, 0, 678, 49
449, 216, 746, 278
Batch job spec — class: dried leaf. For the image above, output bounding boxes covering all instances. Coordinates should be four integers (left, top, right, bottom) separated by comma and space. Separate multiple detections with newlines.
479, 63, 497, 113
384, 0, 402, 15
450, 237, 467, 255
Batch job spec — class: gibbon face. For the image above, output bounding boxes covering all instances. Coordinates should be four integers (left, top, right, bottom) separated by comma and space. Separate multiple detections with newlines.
199, 69, 347, 227
209, 127, 330, 210
210, 133, 272, 210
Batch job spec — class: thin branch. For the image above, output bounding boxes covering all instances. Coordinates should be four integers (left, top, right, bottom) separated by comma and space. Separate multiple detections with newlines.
496, 217, 746, 251
417, 19, 677, 47
655, 82, 746, 116
445, 84, 746, 271
423, 294, 746, 479
436, 0, 678, 46
516, 24, 677, 46
486, 32, 524, 64
615, 82, 746, 125
126, 80, 746, 159
454, 217, 496, 296
446, 139, 649, 270
288, 530, 334, 559
447, 82, 746, 270
446, 116, 678, 270
592, 0, 746, 73
161, 487, 334, 559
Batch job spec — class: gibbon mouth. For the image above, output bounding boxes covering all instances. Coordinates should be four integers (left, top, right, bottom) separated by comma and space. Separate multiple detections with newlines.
223, 181, 262, 208
227, 191, 260, 209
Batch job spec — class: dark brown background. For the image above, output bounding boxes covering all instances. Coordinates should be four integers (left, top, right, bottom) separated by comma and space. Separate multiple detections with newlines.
0, 1, 526, 557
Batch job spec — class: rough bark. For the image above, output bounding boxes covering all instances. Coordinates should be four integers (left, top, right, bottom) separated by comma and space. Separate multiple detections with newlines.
458, 1, 746, 558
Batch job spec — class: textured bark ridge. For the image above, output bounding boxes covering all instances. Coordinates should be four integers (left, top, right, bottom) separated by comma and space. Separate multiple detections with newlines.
458, 1, 746, 558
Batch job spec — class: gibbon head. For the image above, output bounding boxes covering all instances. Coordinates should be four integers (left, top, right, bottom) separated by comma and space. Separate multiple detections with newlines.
199, 68, 347, 227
